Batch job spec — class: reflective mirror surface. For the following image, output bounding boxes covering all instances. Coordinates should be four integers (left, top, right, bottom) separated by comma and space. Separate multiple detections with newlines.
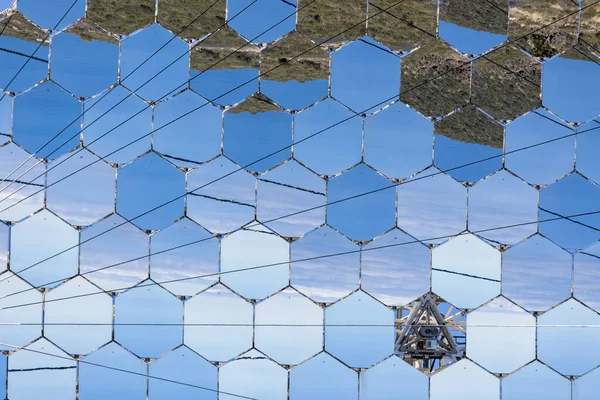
1, 0, 600, 397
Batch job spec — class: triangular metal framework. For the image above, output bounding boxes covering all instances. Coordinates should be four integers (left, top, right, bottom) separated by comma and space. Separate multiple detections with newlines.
394, 293, 465, 373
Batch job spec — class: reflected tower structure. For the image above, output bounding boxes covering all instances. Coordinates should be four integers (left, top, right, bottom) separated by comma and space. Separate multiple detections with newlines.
395, 293, 466, 373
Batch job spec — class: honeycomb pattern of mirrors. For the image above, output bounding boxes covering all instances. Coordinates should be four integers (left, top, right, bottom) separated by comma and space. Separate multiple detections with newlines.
505, 109, 575, 185
292, 98, 363, 176
186, 156, 256, 234
223, 94, 292, 173
9, 209, 78, 287
46, 148, 116, 226
218, 350, 288, 400
471, 45, 542, 121
431, 233, 501, 309
439, 0, 508, 56
327, 163, 396, 241
152, 89, 223, 168
227, 0, 296, 44
0, 272, 42, 349
466, 296, 535, 374
430, 358, 499, 400
296, 0, 366, 45
44, 276, 113, 355
360, 229, 430, 306
78, 342, 147, 400
502, 234, 572, 312
12, 81, 81, 159
537, 299, 600, 376
0, 142, 45, 222
49, 21, 119, 99
149, 217, 219, 296
324, 290, 394, 368
467, 170, 539, 245
359, 356, 429, 400
116, 151, 186, 231
575, 119, 600, 183
396, 167, 467, 243
189, 27, 260, 107
183, 284, 253, 362
7, 339, 76, 400
260, 31, 329, 111
289, 352, 358, 400
148, 346, 217, 400
542, 46, 600, 124
504, 361, 573, 400
254, 288, 323, 365
220, 226, 289, 300
538, 173, 600, 252
86, 0, 155, 36
120, 24, 189, 102
256, 160, 326, 238
573, 242, 600, 312
400, 40, 470, 118
157, 0, 226, 41
4, 1, 600, 397
366, 0, 437, 54
363, 101, 433, 180
330, 36, 400, 114
290, 225, 360, 302
82, 85, 152, 164
508, 0, 578, 58
79, 214, 150, 292
0, 13, 49, 94
114, 282, 183, 358
434, 105, 504, 183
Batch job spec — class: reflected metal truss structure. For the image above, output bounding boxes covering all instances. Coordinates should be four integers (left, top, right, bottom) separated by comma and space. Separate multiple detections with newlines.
394, 293, 465, 373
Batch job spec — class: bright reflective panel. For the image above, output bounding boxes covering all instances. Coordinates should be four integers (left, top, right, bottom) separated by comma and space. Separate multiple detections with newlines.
78, 342, 147, 400
218, 351, 287, 400
291, 225, 360, 302
184, 284, 253, 362
537, 299, 600, 376
220, 227, 289, 300
13, 81, 81, 159
255, 288, 323, 364
361, 229, 430, 306
325, 291, 394, 368
363, 102, 433, 180
148, 346, 217, 400
290, 353, 358, 400
359, 356, 428, 400
430, 359, 499, 400
466, 297, 535, 373
431, 233, 501, 309
501, 360, 572, 400
330, 36, 400, 114
44, 276, 112, 355
10, 209, 78, 287
114, 282, 183, 358
8, 339, 76, 400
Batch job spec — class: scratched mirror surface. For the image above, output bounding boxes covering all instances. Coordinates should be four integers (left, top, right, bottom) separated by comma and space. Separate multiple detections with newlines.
1, 0, 600, 398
